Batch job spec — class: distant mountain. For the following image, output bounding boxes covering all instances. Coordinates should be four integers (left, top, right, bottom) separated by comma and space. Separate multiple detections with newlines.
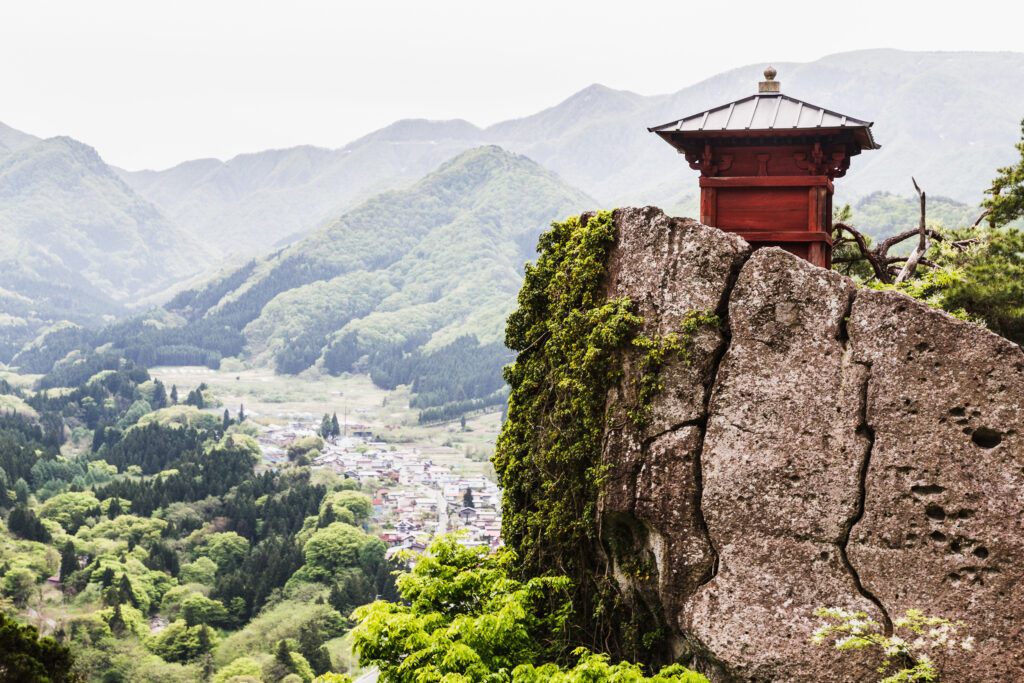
118, 121, 486, 254
0, 131, 215, 359
0, 121, 39, 157
101, 146, 593, 378
120, 50, 1024, 252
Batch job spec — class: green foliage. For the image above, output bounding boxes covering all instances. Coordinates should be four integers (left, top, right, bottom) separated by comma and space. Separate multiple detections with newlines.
2, 566, 38, 607
147, 620, 219, 663
923, 226, 1024, 344
300, 522, 386, 582
352, 535, 571, 682
39, 491, 101, 533
513, 648, 708, 682
811, 607, 974, 682
213, 656, 263, 683
180, 556, 218, 585
984, 117, 1024, 227
496, 211, 688, 661
352, 535, 705, 683
628, 311, 719, 427
861, 225, 1024, 345
198, 531, 250, 572
496, 211, 639, 583
0, 610, 80, 682
322, 490, 373, 526
213, 600, 344, 667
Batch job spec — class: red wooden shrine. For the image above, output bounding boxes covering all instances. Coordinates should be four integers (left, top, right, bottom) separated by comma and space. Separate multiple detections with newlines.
648, 67, 880, 268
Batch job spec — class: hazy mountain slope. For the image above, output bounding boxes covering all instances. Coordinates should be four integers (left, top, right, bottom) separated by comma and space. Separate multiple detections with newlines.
0, 136, 214, 301
119, 50, 1024, 254
136, 146, 593, 374
490, 50, 1024, 206
0, 132, 218, 360
0, 120, 39, 158
119, 120, 485, 253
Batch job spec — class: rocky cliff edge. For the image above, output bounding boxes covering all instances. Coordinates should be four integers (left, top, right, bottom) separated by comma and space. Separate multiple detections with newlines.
598, 207, 1023, 681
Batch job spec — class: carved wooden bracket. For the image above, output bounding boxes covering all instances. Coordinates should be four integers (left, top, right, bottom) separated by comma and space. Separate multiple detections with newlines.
794, 143, 849, 178
684, 142, 732, 177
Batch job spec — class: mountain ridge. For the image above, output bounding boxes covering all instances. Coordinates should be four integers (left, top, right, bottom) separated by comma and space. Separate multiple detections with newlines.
114, 49, 1024, 255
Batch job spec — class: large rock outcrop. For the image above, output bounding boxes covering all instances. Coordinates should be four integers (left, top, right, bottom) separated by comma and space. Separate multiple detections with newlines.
597, 207, 1024, 681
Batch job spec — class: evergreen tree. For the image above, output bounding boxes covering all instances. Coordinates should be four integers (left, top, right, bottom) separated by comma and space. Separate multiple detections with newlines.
0, 611, 78, 681
14, 478, 29, 504
331, 412, 340, 437
275, 639, 293, 670
985, 117, 1024, 226
107, 497, 122, 519
463, 488, 475, 509
223, 409, 231, 431
7, 506, 50, 542
299, 624, 333, 676
318, 504, 337, 528
319, 413, 333, 439
99, 567, 115, 588
152, 380, 168, 409
238, 404, 246, 423
108, 603, 126, 635
59, 541, 78, 583
117, 574, 136, 607
170, 385, 178, 404
328, 583, 345, 614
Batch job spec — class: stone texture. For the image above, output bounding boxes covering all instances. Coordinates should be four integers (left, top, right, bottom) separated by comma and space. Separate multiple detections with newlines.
595, 209, 1024, 681
848, 288, 1024, 681
598, 207, 749, 659
687, 248, 878, 681
601, 206, 750, 437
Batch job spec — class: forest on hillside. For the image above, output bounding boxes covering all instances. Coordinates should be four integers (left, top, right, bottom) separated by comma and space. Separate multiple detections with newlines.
0, 358, 399, 681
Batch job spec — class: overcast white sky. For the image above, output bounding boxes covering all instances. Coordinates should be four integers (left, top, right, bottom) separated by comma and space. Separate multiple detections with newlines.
2, 0, 1021, 170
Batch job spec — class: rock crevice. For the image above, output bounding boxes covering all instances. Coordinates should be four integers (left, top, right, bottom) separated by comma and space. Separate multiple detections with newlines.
595, 207, 1024, 681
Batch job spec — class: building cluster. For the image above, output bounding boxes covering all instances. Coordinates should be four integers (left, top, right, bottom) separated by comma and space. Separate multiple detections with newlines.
255, 423, 503, 557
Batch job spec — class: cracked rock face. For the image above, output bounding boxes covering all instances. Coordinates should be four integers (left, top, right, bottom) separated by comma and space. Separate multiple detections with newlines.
597, 208, 1024, 681
848, 289, 1024, 681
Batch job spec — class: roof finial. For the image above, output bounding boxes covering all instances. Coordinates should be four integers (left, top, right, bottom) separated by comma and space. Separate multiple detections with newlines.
759, 66, 780, 94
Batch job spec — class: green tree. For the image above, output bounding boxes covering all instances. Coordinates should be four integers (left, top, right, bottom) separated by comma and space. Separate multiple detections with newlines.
299, 624, 333, 676
330, 413, 340, 437
181, 594, 229, 628
921, 225, 1024, 345
352, 535, 705, 683
152, 380, 168, 410
2, 567, 37, 607
0, 611, 79, 682
116, 574, 137, 607
203, 531, 249, 572
59, 541, 78, 584
302, 522, 383, 580
320, 413, 333, 439
984, 117, 1024, 226
148, 619, 219, 663
463, 488, 475, 509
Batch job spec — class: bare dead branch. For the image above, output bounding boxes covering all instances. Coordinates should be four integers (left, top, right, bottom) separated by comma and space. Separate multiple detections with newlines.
895, 178, 928, 285
971, 209, 993, 229
951, 238, 980, 252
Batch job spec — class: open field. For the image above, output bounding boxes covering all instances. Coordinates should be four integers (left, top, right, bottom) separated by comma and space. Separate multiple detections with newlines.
149, 366, 503, 480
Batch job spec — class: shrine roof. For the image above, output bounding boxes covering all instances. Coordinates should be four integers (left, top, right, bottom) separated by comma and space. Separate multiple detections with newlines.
649, 89, 880, 151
